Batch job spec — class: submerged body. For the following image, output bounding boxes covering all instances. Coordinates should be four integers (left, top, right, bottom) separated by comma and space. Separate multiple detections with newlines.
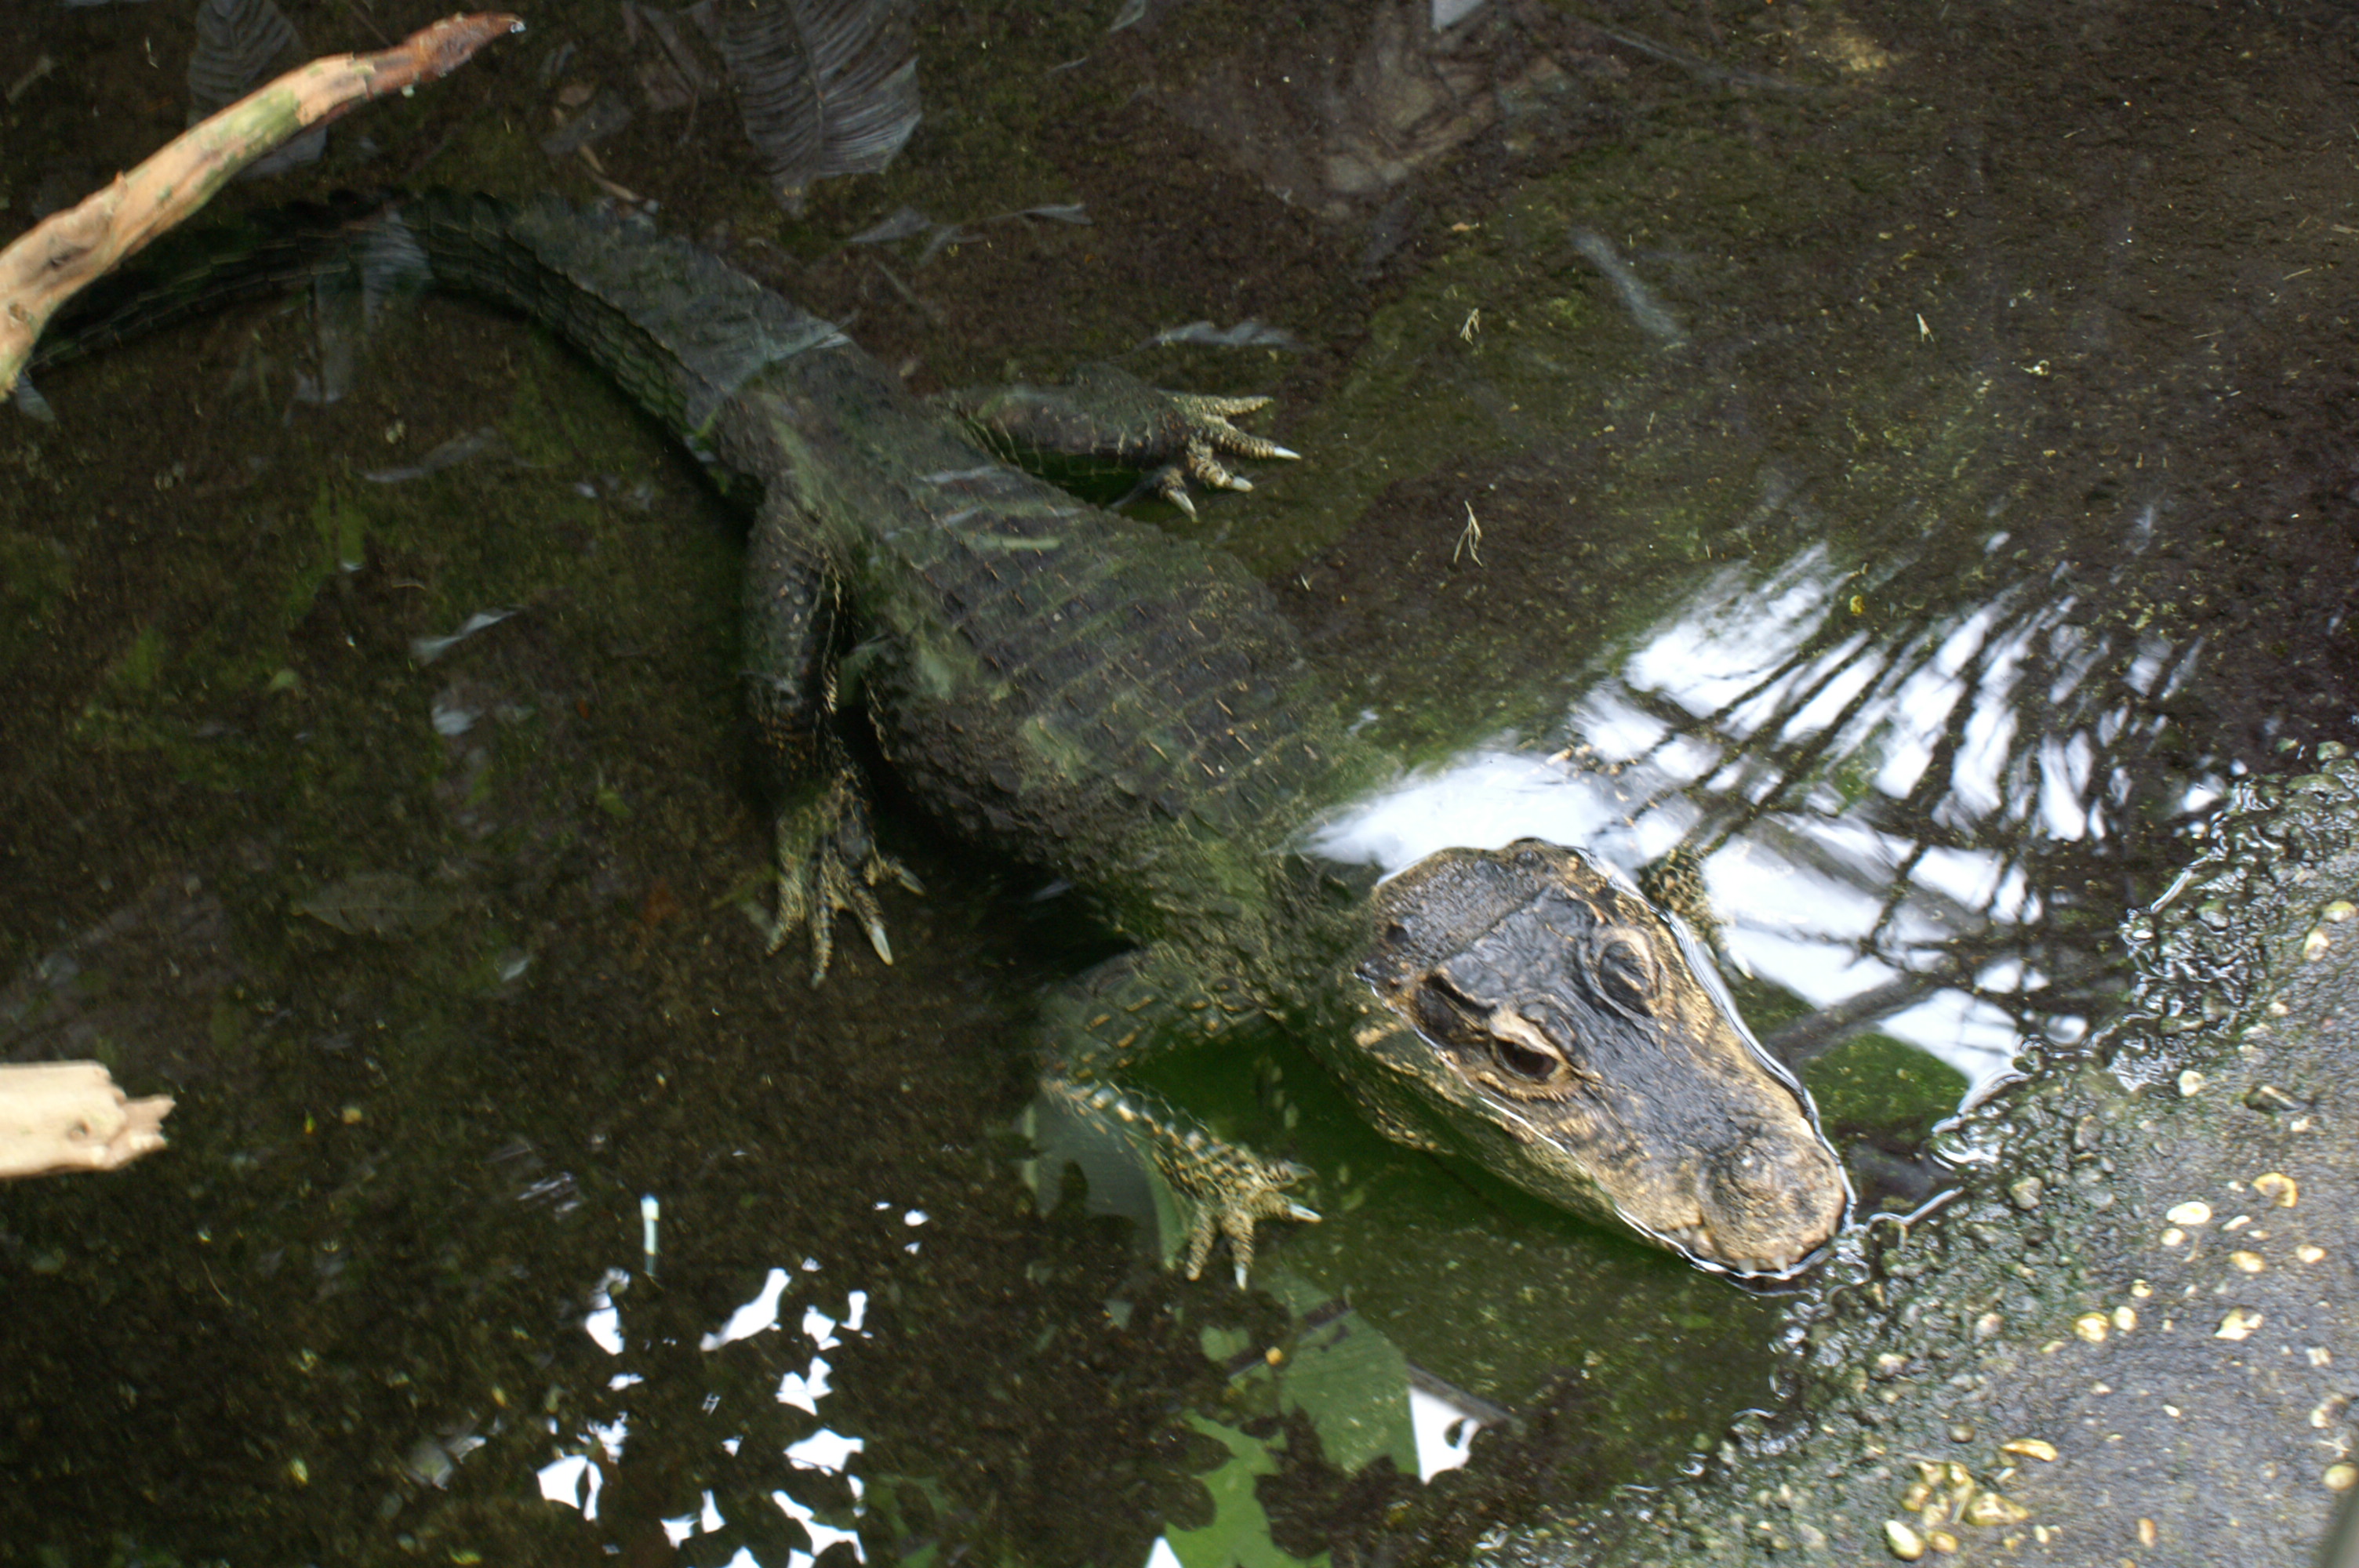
83, 194, 1849, 1279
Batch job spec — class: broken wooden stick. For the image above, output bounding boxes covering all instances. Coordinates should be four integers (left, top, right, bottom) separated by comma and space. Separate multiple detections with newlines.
0, 1062, 174, 1179
0, 10, 523, 396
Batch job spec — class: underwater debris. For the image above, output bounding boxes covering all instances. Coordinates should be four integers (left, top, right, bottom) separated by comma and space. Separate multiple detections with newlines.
846, 201, 1087, 267
294, 873, 459, 938
1159, 0, 1575, 223
1568, 228, 1685, 347
541, 88, 635, 157
187, 0, 327, 177
687, 0, 921, 209
411, 608, 521, 666
360, 426, 513, 485
1144, 319, 1306, 352
10, 378, 56, 423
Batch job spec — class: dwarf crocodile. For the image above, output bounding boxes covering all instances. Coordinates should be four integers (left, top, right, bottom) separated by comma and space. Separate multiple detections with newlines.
52, 193, 1850, 1283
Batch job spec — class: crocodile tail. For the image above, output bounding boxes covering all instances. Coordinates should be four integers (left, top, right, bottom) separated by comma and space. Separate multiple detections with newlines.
28, 192, 395, 376
29, 190, 856, 452
389, 191, 855, 445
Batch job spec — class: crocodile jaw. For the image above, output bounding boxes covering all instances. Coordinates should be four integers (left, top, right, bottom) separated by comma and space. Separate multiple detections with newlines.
1349, 839, 1849, 1279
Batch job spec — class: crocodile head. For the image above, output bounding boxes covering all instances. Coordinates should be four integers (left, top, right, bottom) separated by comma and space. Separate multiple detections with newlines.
1346, 839, 1848, 1278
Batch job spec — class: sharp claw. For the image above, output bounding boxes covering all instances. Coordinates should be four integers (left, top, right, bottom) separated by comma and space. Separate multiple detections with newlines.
1187, 447, 1240, 491
772, 779, 916, 980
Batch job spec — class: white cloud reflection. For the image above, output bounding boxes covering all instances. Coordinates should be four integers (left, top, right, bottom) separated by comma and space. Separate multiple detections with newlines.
1309, 543, 2195, 1097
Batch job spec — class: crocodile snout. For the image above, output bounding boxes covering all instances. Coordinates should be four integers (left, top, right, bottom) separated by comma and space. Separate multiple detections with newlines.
1694, 1127, 1850, 1278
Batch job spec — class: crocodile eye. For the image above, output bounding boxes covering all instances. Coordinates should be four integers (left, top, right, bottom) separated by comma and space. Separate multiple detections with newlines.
1490, 1033, 1561, 1083
1588, 928, 1659, 1018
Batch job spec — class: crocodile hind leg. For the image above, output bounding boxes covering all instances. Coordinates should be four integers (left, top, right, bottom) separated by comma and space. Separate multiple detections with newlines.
937, 364, 1298, 517
743, 501, 921, 983
1038, 944, 1318, 1287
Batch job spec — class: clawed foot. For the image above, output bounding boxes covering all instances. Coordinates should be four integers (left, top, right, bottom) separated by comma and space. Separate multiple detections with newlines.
1173, 1143, 1322, 1289
1140, 391, 1299, 518
765, 771, 923, 984
1049, 1078, 1321, 1287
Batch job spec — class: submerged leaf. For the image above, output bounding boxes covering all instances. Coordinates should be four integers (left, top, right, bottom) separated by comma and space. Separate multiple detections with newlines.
1165, 1416, 1321, 1568
295, 873, 457, 938
186, 0, 325, 176
845, 205, 936, 246
691, 0, 921, 206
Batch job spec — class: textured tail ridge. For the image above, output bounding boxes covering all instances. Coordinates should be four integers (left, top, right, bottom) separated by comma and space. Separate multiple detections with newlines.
391, 191, 852, 439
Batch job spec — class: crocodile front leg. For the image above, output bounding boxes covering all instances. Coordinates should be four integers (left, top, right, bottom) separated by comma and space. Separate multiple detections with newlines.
743, 500, 920, 982
939, 364, 1298, 517
1039, 943, 1318, 1287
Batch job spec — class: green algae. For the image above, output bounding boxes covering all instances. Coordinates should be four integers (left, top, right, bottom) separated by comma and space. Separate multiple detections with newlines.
1801, 1033, 1969, 1146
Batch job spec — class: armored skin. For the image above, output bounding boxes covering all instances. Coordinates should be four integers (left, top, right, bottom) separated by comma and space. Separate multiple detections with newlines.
129, 193, 1852, 1283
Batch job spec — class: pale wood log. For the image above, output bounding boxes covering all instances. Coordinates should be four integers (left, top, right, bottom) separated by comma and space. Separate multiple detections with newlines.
0, 1062, 174, 1178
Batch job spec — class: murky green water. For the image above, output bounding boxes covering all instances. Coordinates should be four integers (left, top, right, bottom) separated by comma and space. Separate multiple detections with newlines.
3, 1, 2354, 1564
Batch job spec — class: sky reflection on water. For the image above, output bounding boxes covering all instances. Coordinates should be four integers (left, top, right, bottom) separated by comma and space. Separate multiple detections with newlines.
1313, 540, 2217, 1098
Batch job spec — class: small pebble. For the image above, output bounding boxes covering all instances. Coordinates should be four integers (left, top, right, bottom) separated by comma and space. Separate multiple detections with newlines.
2008, 1177, 2043, 1211
2161, 1226, 2186, 1247
2112, 1305, 2136, 1331
2254, 1171, 2298, 1207
1962, 1491, 2029, 1526
1885, 1519, 1926, 1559
2166, 1200, 2212, 1226
2073, 1313, 2109, 1344
2230, 1250, 2265, 1274
2328, 1464, 2358, 1494
1948, 1423, 1976, 1443
1926, 1529, 1959, 1553
2001, 1438, 2059, 1462
2177, 1069, 2205, 1097
2298, 1243, 2327, 1263
2215, 1307, 2263, 1341
2138, 1517, 2158, 1548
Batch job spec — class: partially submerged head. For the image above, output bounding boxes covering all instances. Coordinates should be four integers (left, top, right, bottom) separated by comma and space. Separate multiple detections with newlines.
1346, 839, 1848, 1278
